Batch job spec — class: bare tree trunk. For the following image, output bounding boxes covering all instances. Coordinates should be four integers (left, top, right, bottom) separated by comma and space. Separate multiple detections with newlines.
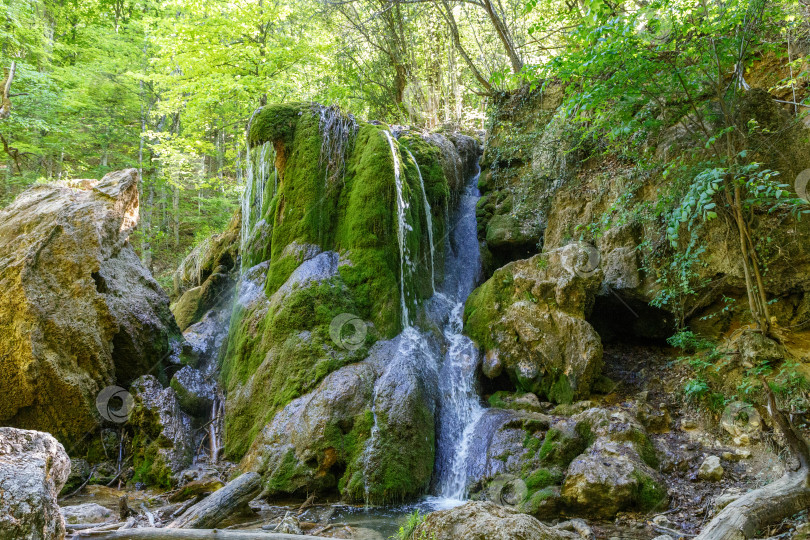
0, 61, 16, 119
434, 0, 493, 92
172, 183, 180, 247
72, 529, 324, 539
169, 472, 261, 529
142, 182, 154, 270
480, 0, 523, 73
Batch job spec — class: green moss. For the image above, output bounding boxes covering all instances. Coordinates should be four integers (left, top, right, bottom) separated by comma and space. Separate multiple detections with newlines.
536, 427, 586, 467
127, 404, 175, 489
262, 409, 377, 498
343, 403, 436, 504
519, 486, 558, 515
633, 471, 668, 511
547, 374, 574, 404
221, 278, 368, 458
266, 450, 304, 492
525, 468, 563, 490
464, 266, 515, 350
249, 103, 309, 147
523, 430, 542, 452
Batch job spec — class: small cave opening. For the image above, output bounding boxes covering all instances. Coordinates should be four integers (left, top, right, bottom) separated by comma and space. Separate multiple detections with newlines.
478, 367, 515, 405
588, 291, 678, 399
91, 271, 109, 293
588, 291, 675, 346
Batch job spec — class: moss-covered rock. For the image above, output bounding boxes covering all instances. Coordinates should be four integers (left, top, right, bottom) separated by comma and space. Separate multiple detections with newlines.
127, 375, 194, 489
173, 210, 240, 300
464, 245, 603, 402
468, 404, 665, 520
241, 335, 436, 504
0, 169, 180, 446
221, 103, 473, 464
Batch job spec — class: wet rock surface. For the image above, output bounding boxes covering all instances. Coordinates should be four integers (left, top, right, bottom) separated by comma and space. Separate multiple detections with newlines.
128, 375, 194, 487
242, 332, 438, 504
0, 428, 70, 540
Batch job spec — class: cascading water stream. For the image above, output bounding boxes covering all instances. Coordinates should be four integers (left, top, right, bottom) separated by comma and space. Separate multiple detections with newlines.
383, 130, 411, 326
432, 168, 484, 501
405, 149, 435, 293
240, 107, 277, 273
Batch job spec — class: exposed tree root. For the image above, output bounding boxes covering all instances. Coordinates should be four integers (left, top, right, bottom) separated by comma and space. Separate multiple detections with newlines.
695, 381, 810, 540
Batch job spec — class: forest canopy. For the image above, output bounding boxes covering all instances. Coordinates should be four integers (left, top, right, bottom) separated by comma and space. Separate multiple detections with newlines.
1, 0, 807, 284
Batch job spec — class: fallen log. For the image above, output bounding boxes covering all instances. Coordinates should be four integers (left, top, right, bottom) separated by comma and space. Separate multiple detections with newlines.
169, 473, 261, 529
694, 380, 810, 540
70, 528, 325, 539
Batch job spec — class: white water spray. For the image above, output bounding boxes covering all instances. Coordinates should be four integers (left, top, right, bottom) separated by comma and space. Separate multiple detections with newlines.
384, 130, 411, 327
405, 148, 435, 294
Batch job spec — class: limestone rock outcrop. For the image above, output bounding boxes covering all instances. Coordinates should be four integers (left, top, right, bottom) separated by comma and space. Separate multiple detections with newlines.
241, 331, 438, 504
0, 428, 70, 540
464, 244, 603, 402
413, 501, 579, 540
127, 375, 194, 487
0, 169, 179, 443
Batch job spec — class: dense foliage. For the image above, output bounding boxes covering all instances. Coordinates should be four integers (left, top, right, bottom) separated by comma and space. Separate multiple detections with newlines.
0, 0, 808, 286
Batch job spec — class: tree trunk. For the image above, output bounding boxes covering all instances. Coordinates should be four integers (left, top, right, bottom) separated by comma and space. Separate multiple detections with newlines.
480, 0, 523, 73
169, 472, 261, 529
172, 183, 180, 247
142, 182, 154, 271
695, 470, 810, 540
72, 529, 324, 539
434, 0, 493, 92
0, 61, 16, 119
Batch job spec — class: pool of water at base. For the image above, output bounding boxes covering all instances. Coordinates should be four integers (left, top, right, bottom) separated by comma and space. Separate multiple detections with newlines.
325, 497, 464, 537
244, 496, 465, 539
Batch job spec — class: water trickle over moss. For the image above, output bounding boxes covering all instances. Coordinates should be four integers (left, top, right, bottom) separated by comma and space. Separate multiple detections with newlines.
221, 104, 451, 463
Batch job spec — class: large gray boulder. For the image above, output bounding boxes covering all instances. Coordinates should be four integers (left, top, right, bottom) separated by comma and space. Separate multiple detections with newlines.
0, 428, 70, 540
413, 501, 579, 540
128, 375, 194, 487
0, 169, 180, 443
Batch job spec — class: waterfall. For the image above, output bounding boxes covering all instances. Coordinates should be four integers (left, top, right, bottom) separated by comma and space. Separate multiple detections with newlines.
405, 149, 435, 294
240, 107, 277, 273
383, 130, 411, 327
432, 167, 484, 501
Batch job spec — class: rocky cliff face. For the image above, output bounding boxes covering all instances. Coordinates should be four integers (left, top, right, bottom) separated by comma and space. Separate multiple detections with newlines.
468, 84, 810, 401
0, 169, 180, 446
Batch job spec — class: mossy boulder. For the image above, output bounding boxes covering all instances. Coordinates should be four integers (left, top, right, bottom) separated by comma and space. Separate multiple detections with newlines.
412, 501, 579, 540
221, 103, 474, 464
127, 375, 194, 488
241, 334, 436, 504
464, 245, 603, 402
469, 404, 665, 520
172, 212, 240, 331
0, 169, 179, 446
561, 439, 667, 518
560, 408, 667, 518
170, 366, 216, 417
